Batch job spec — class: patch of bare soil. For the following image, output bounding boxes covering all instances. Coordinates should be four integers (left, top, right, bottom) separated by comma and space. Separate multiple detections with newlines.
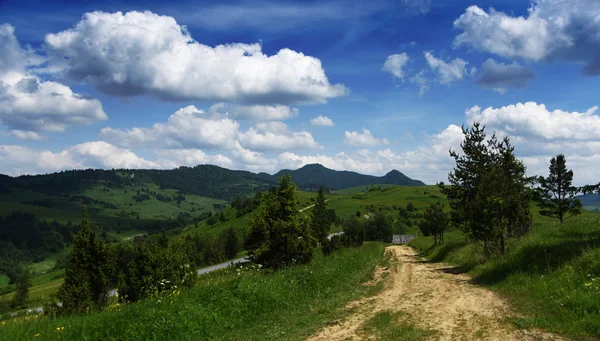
306, 245, 565, 341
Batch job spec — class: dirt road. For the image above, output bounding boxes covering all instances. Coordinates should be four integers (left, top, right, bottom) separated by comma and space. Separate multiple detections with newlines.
307, 245, 564, 341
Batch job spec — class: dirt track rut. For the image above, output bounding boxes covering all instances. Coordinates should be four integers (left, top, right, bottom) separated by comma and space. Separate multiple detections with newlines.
306, 245, 565, 341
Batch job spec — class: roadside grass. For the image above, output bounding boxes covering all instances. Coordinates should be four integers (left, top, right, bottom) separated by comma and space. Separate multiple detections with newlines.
357, 310, 436, 341
410, 211, 600, 338
1, 242, 389, 341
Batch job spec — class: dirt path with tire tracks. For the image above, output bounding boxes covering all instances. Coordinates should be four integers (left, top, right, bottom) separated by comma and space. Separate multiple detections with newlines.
306, 245, 565, 341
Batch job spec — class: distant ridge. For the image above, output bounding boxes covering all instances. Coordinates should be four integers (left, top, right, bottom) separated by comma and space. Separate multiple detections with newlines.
275, 164, 425, 189
0, 163, 425, 200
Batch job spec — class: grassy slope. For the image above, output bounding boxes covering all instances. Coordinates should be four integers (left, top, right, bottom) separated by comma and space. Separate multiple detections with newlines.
5, 185, 440, 307
410, 210, 600, 338
2, 243, 388, 341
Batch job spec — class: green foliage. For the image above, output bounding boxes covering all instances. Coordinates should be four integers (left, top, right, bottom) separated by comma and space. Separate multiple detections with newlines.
311, 186, 330, 242
442, 123, 532, 254
537, 154, 582, 223
342, 217, 365, 247
410, 212, 600, 338
0, 243, 386, 341
223, 227, 240, 259
114, 238, 195, 303
57, 206, 113, 313
246, 175, 316, 269
418, 202, 449, 244
10, 267, 31, 309
321, 234, 344, 256
364, 212, 393, 242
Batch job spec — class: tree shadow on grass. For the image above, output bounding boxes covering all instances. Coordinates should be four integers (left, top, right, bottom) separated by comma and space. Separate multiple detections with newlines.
473, 232, 600, 286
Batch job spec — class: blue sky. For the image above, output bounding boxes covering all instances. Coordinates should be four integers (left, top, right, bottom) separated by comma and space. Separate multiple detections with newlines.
0, 0, 599, 185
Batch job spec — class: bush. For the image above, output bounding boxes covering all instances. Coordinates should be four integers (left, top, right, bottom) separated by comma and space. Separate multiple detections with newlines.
115, 240, 195, 303
343, 217, 365, 247
322, 235, 344, 256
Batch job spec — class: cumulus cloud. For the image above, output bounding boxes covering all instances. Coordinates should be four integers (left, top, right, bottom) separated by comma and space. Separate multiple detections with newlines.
0, 24, 106, 133
465, 102, 600, 184
424, 51, 470, 84
476, 59, 535, 93
383, 53, 410, 80
343, 128, 389, 147
238, 121, 320, 151
454, 1, 600, 75
100, 105, 239, 149
209, 103, 298, 121
0, 142, 159, 175
280, 124, 464, 183
466, 102, 600, 141
44, 11, 347, 104
310, 115, 335, 127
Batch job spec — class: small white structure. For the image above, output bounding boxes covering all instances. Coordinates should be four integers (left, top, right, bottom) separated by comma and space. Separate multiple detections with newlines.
392, 235, 415, 244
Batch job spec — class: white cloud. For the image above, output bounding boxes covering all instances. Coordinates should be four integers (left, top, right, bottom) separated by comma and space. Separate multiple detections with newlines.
230, 141, 277, 171
45, 11, 347, 104
476, 59, 535, 93
1, 130, 43, 141
424, 51, 470, 85
382, 53, 410, 80
238, 121, 320, 151
0, 24, 107, 134
310, 115, 335, 126
466, 102, 600, 141
343, 128, 389, 147
0, 142, 159, 175
409, 70, 430, 96
454, 1, 600, 75
209, 103, 299, 121
154, 149, 233, 169
100, 105, 239, 149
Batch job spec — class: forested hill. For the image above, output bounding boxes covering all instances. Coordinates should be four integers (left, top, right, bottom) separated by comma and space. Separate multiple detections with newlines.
275, 164, 425, 189
0, 164, 424, 201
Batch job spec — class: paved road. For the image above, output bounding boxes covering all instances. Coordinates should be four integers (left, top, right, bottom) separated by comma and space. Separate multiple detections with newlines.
299, 199, 331, 212
21, 201, 335, 315
197, 257, 250, 275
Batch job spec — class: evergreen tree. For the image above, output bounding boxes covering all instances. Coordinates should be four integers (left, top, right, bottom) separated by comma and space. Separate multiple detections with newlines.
311, 186, 330, 242
537, 154, 582, 223
246, 175, 316, 269
418, 202, 449, 244
442, 124, 532, 253
223, 227, 240, 259
10, 267, 31, 309
58, 205, 113, 313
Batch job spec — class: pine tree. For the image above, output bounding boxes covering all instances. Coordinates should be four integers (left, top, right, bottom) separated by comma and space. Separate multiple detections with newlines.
442, 124, 532, 253
223, 227, 240, 259
418, 202, 449, 244
246, 175, 316, 269
10, 267, 31, 309
537, 154, 582, 223
58, 205, 113, 313
311, 186, 330, 242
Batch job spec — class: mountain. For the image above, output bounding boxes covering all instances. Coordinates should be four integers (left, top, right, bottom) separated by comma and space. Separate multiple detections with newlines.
0, 164, 424, 203
275, 164, 425, 190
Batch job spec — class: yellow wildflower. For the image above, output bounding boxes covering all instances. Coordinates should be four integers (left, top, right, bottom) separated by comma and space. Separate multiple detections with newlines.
34, 334, 40, 337
56, 327, 61, 331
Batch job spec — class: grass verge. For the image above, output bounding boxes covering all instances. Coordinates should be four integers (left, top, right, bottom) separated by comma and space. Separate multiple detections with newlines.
410, 213, 600, 338
1, 242, 388, 341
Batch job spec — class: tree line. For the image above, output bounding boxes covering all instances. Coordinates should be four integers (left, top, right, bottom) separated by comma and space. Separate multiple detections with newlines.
417, 123, 587, 256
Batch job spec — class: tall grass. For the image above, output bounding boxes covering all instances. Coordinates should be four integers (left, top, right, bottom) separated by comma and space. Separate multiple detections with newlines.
410, 214, 600, 338
1, 243, 388, 341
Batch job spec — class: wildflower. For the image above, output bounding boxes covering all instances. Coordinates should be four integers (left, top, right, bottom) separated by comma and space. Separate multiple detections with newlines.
34, 334, 40, 337
56, 327, 61, 331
